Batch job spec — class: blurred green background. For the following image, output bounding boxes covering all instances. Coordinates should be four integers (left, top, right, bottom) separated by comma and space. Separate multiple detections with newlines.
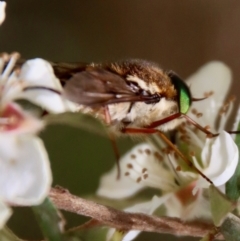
1, 0, 240, 240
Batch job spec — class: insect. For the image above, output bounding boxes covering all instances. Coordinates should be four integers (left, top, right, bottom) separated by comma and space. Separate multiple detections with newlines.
52, 59, 211, 135
47, 59, 222, 182
23, 59, 236, 183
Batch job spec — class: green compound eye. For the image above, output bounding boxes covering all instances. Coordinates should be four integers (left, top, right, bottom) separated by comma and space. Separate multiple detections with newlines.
168, 71, 192, 114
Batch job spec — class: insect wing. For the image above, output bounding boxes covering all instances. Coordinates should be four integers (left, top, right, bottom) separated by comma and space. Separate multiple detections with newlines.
63, 68, 159, 106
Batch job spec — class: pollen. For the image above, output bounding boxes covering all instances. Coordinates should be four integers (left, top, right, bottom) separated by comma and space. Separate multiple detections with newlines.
143, 174, 148, 179
127, 163, 133, 169
130, 154, 136, 159
142, 168, 147, 173
144, 148, 151, 155
136, 177, 142, 183
154, 151, 163, 161
191, 108, 197, 114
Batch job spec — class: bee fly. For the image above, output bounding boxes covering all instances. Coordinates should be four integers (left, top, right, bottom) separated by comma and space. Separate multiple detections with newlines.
47, 59, 222, 182
52, 59, 210, 135
24, 59, 234, 183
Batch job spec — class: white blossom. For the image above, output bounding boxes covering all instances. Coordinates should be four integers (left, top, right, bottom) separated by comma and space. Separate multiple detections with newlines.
0, 53, 77, 114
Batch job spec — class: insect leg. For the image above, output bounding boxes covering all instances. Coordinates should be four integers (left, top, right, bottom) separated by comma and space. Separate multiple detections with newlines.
104, 106, 121, 179
182, 114, 240, 137
147, 112, 239, 137
122, 127, 213, 184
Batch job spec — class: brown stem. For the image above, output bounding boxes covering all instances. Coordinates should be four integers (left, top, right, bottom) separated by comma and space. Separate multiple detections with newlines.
49, 187, 223, 239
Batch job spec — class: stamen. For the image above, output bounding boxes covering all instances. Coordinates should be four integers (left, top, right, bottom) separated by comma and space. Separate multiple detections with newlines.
218, 96, 234, 132
125, 151, 177, 190
0, 53, 9, 74
1, 53, 20, 82
183, 128, 204, 149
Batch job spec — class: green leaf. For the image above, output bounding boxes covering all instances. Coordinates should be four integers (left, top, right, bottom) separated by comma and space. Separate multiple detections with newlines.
67, 227, 108, 241
226, 122, 240, 200
0, 227, 23, 241
220, 213, 240, 241
15, 99, 44, 117
44, 112, 108, 137
32, 198, 66, 241
209, 185, 236, 226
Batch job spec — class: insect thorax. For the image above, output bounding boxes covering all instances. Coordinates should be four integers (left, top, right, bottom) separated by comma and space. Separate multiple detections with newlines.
108, 97, 181, 132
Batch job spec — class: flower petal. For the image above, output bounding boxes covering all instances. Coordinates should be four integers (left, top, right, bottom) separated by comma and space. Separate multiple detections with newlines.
186, 62, 232, 130
0, 200, 11, 229
5, 58, 77, 113
0, 134, 52, 205
97, 155, 146, 199
165, 189, 211, 221
0, 2, 6, 25
97, 143, 176, 199
198, 131, 238, 188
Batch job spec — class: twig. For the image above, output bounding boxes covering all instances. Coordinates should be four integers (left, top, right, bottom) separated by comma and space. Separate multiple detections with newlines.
49, 187, 223, 239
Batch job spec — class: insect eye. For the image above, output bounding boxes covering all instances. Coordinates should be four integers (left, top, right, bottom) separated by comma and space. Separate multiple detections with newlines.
167, 71, 192, 114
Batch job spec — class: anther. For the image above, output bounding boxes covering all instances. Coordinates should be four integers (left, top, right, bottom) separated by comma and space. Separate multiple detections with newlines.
144, 149, 151, 155
127, 163, 133, 169
130, 154, 136, 159
136, 177, 142, 183
143, 174, 148, 179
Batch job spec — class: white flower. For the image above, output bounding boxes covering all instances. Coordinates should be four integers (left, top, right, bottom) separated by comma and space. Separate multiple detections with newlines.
0, 1, 6, 25
0, 54, 56, 228
0, 4, 58, 230
0, 53, 77, 114
0, 134, 52, 229
97, 62, 239, 241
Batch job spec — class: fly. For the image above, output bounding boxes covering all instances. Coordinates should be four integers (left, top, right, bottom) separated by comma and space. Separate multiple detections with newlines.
22, 59, 238, 183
